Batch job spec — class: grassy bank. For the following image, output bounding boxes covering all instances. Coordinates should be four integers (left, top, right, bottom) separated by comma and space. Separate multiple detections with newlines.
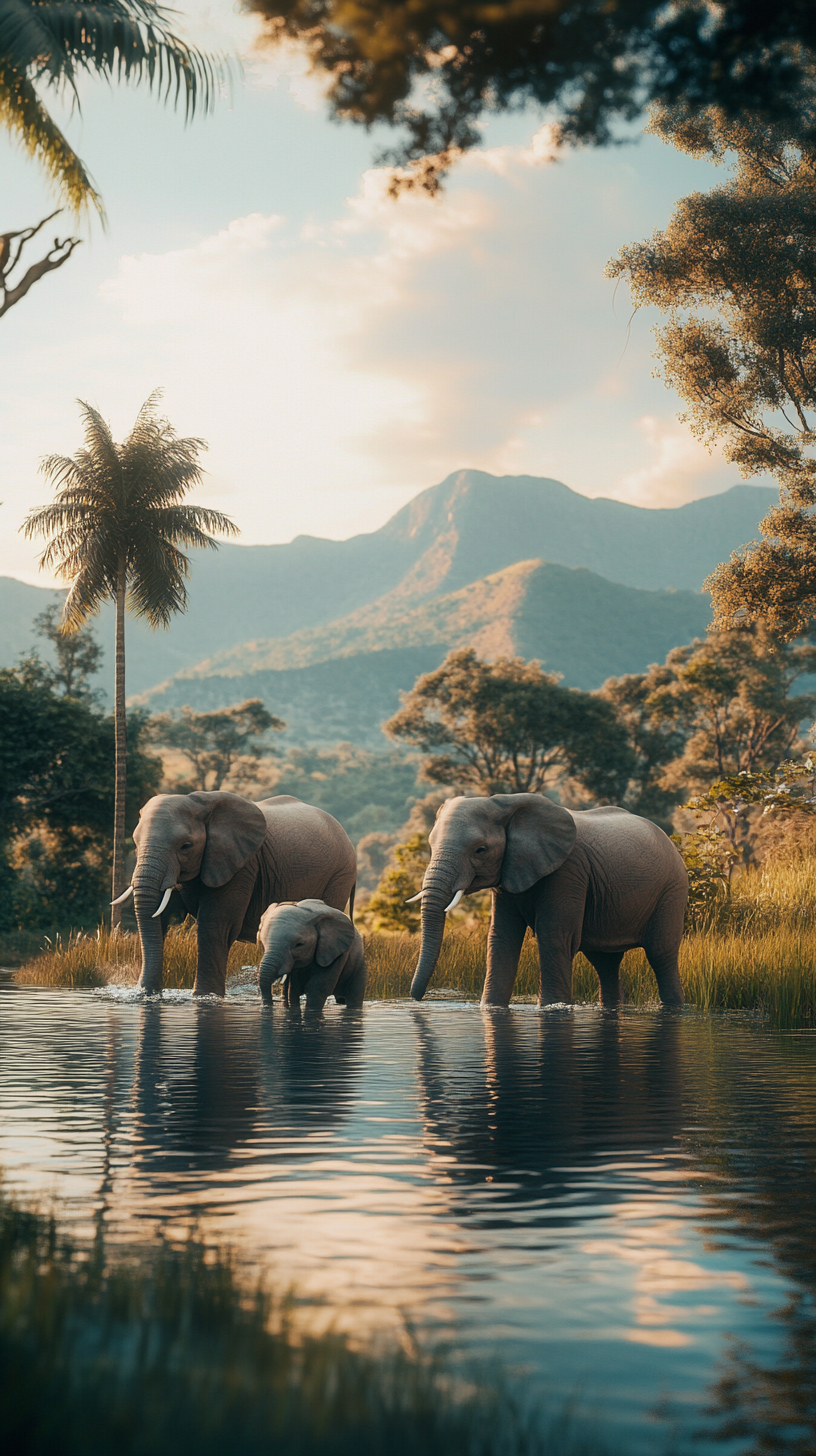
0, 1192, 589, 1456
14, 859, 816, 1025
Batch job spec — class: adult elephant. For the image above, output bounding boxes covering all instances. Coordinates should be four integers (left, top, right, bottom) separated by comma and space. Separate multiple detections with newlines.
410, 793, 687, 1008
123, 793, 356, 996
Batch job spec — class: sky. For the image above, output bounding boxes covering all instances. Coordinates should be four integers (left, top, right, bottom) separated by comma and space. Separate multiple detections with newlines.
0, 1, 767, 586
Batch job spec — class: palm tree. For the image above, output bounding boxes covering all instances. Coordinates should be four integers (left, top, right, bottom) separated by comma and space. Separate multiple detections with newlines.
0, 0, 220, 216
23, 391, 237, 926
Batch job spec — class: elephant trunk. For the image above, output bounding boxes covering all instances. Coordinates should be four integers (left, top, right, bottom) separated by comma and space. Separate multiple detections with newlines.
258, 944, 294, 1001
410, 858, 462, 1001
133, 854, 177, 994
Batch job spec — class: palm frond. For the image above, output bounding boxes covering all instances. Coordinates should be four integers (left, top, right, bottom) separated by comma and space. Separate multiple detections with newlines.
24, 391, 237, 632
26, 0, 222, 118
0, 0, 226, 212
0, 58, 102, 213
153, 504, 238, 544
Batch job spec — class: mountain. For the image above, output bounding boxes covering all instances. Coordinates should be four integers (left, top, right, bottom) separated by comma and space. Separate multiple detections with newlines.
1, 472, 776, 698
134, 559, 714, 745
0, 578, 63, 665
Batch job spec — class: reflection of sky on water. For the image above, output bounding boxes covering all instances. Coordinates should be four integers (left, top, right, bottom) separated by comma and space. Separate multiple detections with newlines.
0, 980, 814, 1454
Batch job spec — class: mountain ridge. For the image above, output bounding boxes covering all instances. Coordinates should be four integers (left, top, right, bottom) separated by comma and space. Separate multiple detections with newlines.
1, 472, 774, 703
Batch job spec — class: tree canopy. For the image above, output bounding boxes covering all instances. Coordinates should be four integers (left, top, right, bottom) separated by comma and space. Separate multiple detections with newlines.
385, 647, 629, 799
247, 0, 816, 187
0, 662, 160, 928
150, 699, 285, 791
608, 105, 816, 635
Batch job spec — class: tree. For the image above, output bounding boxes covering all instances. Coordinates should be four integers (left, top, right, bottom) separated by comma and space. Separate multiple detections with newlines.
607, 105, 816, 637
0, 664, 160, 928
385, 648, 630, 800
598, 623, 816, 856
23, 392, 236, 925
150, 699, 285, 791
646, 624, 816, 796
249, 0, 816, 190
21, 601, 103, 702
0, 0, 220, 312
595, 667, 689, 829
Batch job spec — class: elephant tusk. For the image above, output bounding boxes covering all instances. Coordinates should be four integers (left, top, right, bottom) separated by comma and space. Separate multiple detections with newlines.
404, 891, 424, 905
444, 890, 464, 913
152, 887, 174, 919
110, 884, 134, 906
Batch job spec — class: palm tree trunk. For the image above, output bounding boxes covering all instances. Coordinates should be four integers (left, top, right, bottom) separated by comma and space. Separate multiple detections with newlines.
111, 555, 128, 930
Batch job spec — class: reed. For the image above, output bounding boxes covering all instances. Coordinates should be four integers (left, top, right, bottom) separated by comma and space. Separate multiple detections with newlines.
0, 1192, 593, 1456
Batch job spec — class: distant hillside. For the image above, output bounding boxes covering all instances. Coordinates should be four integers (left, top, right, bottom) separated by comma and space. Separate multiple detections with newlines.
0, 578, 63, 665
135, 560, 713, 744
1, 473, 775, 698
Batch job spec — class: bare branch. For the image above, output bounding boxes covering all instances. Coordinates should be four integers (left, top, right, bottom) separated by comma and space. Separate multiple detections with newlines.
0, 212, 81, 320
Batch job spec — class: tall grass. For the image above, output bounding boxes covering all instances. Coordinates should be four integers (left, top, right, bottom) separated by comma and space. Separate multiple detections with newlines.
0, 1191, 593, 1456
15, 920, 262, 990
13, 859, 816, 1025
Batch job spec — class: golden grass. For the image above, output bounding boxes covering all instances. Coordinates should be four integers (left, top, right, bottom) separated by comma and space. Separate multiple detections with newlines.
15, 921, 262, 990
14, 859, 816, 1026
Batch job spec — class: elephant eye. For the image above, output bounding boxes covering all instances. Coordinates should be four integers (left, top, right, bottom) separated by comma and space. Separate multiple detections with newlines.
475, 845, 488, 855
180, 841, 193, 852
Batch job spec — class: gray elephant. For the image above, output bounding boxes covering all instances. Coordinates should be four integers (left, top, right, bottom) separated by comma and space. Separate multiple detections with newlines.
257, 899, 366, 1009
410, 793, 688, 1008
119, 792, 356, 997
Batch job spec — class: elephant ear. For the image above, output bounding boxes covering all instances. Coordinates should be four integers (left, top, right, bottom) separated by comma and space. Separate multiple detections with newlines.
492, 793, 577, 894
301, 902, 356, 967
189, 792, 267, 888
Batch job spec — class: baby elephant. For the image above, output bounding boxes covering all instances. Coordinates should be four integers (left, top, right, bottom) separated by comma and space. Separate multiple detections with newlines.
257, 899, 366, 1009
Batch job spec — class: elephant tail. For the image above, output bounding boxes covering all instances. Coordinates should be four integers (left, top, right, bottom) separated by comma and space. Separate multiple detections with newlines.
348, 883, 356, 924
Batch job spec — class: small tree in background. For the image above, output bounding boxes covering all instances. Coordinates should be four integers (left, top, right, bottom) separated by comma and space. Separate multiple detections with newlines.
21, 603, 103, 702
24, 392, 236, 925
647, 625, 816, 796
608, 105, 816, 637
150, 700, 285, 791
385, 648, 630, 800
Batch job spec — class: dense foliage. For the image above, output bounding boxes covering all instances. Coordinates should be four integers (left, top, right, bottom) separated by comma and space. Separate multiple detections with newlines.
0, 659, 160, 930
247, 0, 816, 188
385, 648, 630, 800
149, 699, 285, 791
609, 105, 816, 636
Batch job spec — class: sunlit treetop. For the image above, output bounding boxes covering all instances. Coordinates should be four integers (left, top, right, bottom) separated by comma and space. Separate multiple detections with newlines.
244, 0, 816, 187
608, 104, 816, 636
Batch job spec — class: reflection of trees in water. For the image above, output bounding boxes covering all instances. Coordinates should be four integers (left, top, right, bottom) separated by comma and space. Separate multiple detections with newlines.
129, 1002, 363, 1193
688, 1034, 816, 1453
412, 1008, 685, 1224
703, 1298, 816, 1455
412, 1009, 816, 1451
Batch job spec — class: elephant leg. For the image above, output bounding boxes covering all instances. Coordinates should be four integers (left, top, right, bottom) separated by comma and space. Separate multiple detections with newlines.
643, 896, 685, 1007
193, 921, 232, 996
335, 946, 366, 1008
584, 950, 624, 1007
643, 945, 684, 1006
482, 893, 528, 1007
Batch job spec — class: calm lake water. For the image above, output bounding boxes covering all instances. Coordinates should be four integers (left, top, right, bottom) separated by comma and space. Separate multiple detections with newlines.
1, 975, 814, 1454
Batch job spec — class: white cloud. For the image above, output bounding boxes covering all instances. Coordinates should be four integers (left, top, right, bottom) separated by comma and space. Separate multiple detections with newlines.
1, 120, 746, 583
614, 415, 738, 506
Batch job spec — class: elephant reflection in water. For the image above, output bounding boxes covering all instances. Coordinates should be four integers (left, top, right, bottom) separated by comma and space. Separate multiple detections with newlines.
411, 1009, 685, 1219
129, 1002, 363, 1199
